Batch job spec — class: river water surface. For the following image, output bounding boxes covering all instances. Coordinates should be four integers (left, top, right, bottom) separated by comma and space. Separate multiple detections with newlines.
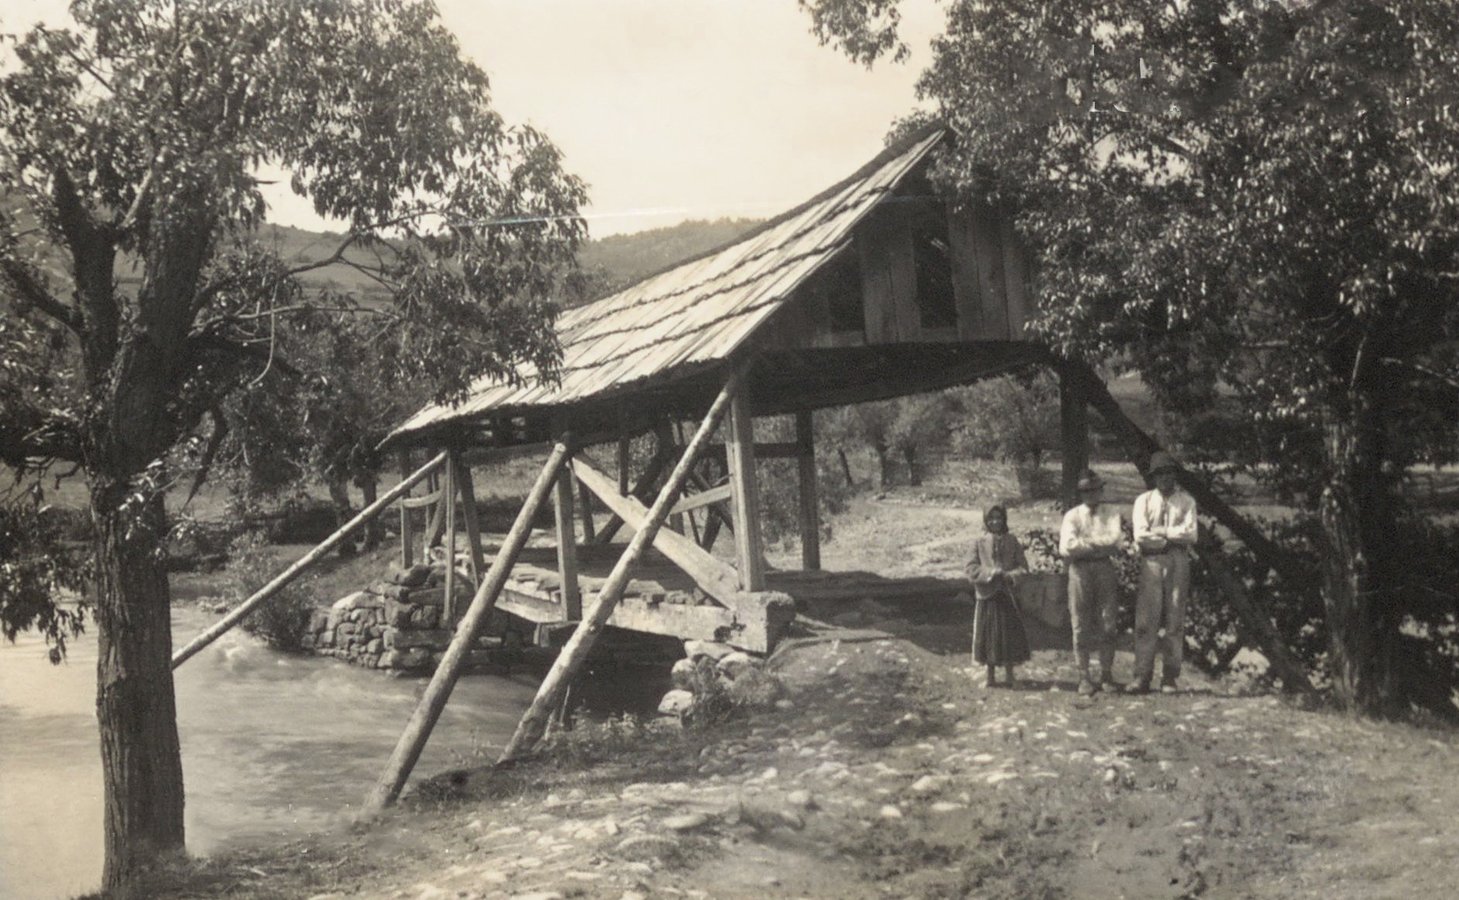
0, 598, 542, 900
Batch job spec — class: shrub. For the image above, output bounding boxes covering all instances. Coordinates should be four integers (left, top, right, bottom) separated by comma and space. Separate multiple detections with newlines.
225, 531, 317, 652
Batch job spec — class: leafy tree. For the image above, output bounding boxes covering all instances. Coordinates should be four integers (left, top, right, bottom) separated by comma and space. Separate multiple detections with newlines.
804, 0, 1459, 716
950, 371, 1060, 470
0, 0, 585, 890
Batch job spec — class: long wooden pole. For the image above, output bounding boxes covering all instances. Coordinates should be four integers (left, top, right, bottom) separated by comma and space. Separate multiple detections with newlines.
441, 454, 457, 623
499, 367, 745, 763
398, 449, 414, 568
173, 451, 448, 669
554, 462, 582, 620
366, 441, 572, 811
795, 410, 820, 571
453, 452, 486, 588
726, 384, 765, 590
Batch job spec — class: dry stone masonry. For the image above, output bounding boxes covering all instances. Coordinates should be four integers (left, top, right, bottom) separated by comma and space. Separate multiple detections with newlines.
301, 561, 506, 673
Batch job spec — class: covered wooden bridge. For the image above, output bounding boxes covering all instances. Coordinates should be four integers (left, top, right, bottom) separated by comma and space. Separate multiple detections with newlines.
376, 125, 1079, 662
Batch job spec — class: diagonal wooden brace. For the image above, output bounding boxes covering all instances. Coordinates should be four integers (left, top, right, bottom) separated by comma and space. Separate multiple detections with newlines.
365, 441, 573, 811
499, 365, 747, 763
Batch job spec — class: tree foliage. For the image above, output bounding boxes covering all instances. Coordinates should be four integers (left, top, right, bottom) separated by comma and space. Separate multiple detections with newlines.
805, 0, 1459, 716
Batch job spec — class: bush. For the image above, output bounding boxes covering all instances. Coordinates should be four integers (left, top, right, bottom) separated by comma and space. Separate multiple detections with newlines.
225, 531, 317, 651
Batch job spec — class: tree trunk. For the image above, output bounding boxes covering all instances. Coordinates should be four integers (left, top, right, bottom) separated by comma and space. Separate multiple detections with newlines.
1319, 399, 1402, 715
836, 447, 854, 487
360, 476, 383, 551
327, 477, 356, 557
902, 445, 921, 486
92, 483, 186, 893
874, 441, 892, 488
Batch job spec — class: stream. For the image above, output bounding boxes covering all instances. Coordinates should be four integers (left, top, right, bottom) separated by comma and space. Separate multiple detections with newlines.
0, 594, 544, 900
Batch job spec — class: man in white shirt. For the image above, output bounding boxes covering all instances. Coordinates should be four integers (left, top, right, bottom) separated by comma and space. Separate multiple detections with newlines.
1059, 470, 1125, 696
1130, 451, 1198, 694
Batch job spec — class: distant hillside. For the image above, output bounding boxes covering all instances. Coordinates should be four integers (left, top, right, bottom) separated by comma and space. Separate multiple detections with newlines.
577, 217, 762, 295
4, 188, 757, 308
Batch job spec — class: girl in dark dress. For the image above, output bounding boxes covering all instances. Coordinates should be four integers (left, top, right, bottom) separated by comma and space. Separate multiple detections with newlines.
965, 504, 1032, 687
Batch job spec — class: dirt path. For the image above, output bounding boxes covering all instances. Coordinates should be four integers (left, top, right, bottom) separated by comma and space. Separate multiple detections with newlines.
167, 633, 1459, 900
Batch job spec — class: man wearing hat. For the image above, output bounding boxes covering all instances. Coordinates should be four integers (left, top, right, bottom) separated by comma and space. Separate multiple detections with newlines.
1130, 451, 1198, 693
1059, 470, 1125, 695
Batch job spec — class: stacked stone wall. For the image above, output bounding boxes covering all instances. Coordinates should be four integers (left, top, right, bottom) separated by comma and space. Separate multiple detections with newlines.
301, 562, 509, 673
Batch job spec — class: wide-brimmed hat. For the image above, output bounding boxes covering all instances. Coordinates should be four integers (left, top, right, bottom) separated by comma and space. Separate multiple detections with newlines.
1076, 471, 1104, 492
1148, 451, 1179, 474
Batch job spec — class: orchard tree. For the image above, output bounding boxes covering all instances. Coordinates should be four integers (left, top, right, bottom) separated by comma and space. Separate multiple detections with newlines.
804, 0, 1459, 716
0, 0, 585, 891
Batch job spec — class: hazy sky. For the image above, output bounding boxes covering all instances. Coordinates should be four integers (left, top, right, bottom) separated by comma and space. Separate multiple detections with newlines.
2, 0, 942, 237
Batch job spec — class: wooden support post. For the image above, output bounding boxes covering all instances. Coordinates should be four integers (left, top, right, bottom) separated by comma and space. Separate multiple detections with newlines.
617, 428, 630, 496
1057, 360, 1090, 509
726, 382, 766, 590
174, 452, 448, 669
366, 441, 572, 812
398, 449, 414, 568
453, 453, 486, 589
424, 469, 447, 556
593, 448, 670, 544
499, 368, 745, 763
442, 453, 457, 623
578, 482, 597, 542
795, 410, 821, 571
666, 421, 686, 535
555, 459, 582, 620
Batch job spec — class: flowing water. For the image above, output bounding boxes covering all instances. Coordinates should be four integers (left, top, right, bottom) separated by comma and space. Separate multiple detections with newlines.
0, 597, 544, 900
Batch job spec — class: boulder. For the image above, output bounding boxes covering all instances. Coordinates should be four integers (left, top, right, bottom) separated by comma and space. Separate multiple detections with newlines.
411, 605, 442, 629
370, 582, 410, 602
331, 591, 370, 612
657, 689, 696, 717
388, 563, 433, 588
385, 598, 416, 629
683, 640, 735, 662
385, 628, 453, 650
716, 651, 761, 679
308, 609, 331, 634
670, 657, 699, 690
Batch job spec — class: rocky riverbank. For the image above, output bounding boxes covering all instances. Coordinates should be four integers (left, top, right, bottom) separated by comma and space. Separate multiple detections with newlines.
147, 626, 1459, 900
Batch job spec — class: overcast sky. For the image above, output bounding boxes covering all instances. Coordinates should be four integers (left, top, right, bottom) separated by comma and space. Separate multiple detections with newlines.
3, 0, 941, 237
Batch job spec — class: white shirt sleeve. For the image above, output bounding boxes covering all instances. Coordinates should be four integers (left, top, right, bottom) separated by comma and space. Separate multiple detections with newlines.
1166, 493, 1198, 546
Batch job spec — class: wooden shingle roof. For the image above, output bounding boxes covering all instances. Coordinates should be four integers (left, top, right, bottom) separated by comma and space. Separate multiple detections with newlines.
387, 127, 944, 445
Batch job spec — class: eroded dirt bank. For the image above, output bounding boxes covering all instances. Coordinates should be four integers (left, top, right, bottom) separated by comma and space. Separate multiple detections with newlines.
153, 631, 1459, 900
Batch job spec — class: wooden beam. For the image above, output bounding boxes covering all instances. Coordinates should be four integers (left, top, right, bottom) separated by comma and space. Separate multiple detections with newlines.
574, 458, 749, 612
442, 454, 457, 623
401, 491, 443, 510
453, 453, 486, 589
174, 451, 448, 668
593, 442, 672, 544
577, 481, 597, 542
398, 449, 414, 568
499, 367, 745, 763
726, 383, 766, 590
424, 469, 447, 556
1000, 210, 1031, 339
669, 482, 733, 515
366, 441, 571, 811
1056, 360, 1089, 510
554, 462, 582, 620
796, 410, 821, 571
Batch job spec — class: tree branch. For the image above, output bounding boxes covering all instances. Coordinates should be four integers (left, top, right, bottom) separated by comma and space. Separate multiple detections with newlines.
0, 256, 82, 332
0, 405, 85, 468
186, 333, 302, 379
